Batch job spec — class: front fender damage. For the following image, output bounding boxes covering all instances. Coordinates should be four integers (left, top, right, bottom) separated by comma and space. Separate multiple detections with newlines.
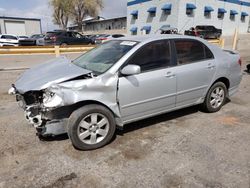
50, 73, 121, 117
39, 73, 122, 136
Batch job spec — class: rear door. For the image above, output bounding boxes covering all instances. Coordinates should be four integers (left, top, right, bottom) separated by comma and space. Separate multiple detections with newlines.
172, 39, 216, 107
118, 40, 177, 123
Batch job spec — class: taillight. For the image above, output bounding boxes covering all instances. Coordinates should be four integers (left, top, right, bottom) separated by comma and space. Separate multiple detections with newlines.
50, 36, 57, 42
194, 31, 199, 36
238, 58, 242, 66
99, 38, 107, 41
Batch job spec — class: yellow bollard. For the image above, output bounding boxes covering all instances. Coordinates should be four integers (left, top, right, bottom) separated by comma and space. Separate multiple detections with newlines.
220, 38, 225, 49
232, 29, 238, 50
55, 45, 60, 57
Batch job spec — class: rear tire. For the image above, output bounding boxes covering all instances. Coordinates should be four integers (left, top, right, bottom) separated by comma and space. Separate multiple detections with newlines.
67, 104, 116, 150
201, 82, 227, 113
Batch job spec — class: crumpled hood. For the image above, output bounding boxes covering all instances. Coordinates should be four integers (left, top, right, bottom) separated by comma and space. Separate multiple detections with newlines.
15, 56, 92, 94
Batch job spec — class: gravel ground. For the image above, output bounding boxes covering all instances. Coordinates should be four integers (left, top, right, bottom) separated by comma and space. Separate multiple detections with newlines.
0, 52, 250, 188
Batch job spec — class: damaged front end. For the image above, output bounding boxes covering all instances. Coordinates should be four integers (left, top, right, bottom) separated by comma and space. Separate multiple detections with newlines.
10, 88, 68, 137
8, 56, 122, 138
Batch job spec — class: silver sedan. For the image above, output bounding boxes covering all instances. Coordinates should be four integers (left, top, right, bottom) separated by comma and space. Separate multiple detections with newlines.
9, 35, 242, 150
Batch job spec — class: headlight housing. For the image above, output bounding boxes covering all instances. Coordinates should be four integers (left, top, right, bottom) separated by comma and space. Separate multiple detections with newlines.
43, 91, 63, 108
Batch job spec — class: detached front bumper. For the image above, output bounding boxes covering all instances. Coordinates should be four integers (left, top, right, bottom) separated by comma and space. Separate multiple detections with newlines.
36, 118, 68, 137
24, 104, 68, 137
9, 86, 68, 137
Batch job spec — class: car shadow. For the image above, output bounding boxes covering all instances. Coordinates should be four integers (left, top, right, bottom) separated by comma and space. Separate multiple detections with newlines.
38, 133, 69, 142
116, 105, 200, 136
42, 101, 231, 143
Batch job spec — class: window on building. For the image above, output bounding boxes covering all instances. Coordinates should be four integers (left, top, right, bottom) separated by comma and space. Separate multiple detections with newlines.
241, 15, 246, 22
204, 11, 211, 18
204, 6, 214, 18
132, 31, 137, 35
186, 9, 194, 16
161, 4, 172, 15
230, 10, 238, 21
127, 40, 172, 72
218, 13, 224, 19
141, 26, 151, 35
130, 27, 138, 35
218, 8, 227, 19
230, 14, 236, 21
174, 40, 214, 65
147, 7, 157, 17
186, 3, 196, 16
241, 12, 249, 22
131, 10, 138, 19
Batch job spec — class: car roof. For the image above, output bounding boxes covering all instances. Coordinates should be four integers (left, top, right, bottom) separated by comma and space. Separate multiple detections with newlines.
115, 34, 202, 43
0, 34, 17, 37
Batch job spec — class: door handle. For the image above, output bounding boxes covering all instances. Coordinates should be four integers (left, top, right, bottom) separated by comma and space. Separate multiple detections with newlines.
206, 63, 215, 69
165, 72, 175, 78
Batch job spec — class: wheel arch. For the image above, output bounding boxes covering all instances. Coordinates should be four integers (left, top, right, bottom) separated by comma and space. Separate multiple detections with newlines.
56, 100, 123, 127
212, 77, 230, 90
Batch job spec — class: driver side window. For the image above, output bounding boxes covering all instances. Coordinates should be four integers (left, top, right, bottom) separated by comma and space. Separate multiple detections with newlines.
127, 40, 172, 72
74, 33, 83, 38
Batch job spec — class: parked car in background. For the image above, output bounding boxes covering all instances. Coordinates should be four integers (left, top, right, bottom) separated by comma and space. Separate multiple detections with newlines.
95, 34, 125, 44
88, 34, 105, 44
9, 35, 242, 150
44, 31, 93, 46
18, 36, 29, 40
185, 25, 222, 39
19, 34, 45, 46
32, 34, 45, 46
0, 34, 19, 47
160, 27, 178, 34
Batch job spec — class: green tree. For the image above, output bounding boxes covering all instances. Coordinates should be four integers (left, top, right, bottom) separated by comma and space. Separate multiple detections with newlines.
70, 0, 103, 31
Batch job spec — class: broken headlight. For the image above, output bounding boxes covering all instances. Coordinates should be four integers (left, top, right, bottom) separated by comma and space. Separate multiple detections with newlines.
43, 91, 63, 108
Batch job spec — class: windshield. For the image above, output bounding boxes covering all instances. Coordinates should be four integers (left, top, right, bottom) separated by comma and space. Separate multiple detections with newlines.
72, 40, 138, 74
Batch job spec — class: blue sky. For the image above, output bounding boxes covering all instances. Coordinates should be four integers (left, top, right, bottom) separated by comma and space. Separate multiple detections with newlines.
0, 0, 127, 31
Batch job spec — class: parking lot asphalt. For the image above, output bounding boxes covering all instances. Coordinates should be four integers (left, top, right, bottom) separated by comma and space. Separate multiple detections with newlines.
0, 51, 250, 188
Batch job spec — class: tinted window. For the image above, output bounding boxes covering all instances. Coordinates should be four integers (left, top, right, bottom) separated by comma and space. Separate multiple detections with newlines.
1, 35, 17, 40
46, 32, 62, 37
174, 40, 213, 65
112, 34, 124, 38
128, 40, 172, 72
73, 32, 83, 38
31, 34, 44, 39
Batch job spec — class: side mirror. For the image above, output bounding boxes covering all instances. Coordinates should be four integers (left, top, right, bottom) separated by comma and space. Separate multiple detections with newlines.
121, 65, 141, 76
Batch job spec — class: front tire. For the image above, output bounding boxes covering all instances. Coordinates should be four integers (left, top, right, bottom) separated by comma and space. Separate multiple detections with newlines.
201, 82, 227, 113
67, 104, 116, 150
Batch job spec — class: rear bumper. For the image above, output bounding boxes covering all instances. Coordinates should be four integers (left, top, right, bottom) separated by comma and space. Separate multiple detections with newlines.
0, 43, 18, 47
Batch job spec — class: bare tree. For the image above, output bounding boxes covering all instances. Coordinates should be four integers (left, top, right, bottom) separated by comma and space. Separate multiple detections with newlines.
50, 0, 71, 30
70, 0, 103, 31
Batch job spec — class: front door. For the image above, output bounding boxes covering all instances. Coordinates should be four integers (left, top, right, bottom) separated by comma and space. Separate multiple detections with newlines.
118, 40, 177, 123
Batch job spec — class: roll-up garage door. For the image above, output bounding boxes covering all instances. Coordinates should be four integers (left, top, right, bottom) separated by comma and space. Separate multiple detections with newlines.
5, 21, 26, 36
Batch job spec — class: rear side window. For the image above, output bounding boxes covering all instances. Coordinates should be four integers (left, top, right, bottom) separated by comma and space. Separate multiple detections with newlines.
46, 32, 62, 37
174, 40, 214, 65
128, 40, 172, 72
1, 35, 17, 40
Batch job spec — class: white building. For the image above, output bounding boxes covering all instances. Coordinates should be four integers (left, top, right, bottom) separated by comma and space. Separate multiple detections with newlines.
0, 16, 42, 36
68, 16, 127, 34
127, 0, 250, 36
